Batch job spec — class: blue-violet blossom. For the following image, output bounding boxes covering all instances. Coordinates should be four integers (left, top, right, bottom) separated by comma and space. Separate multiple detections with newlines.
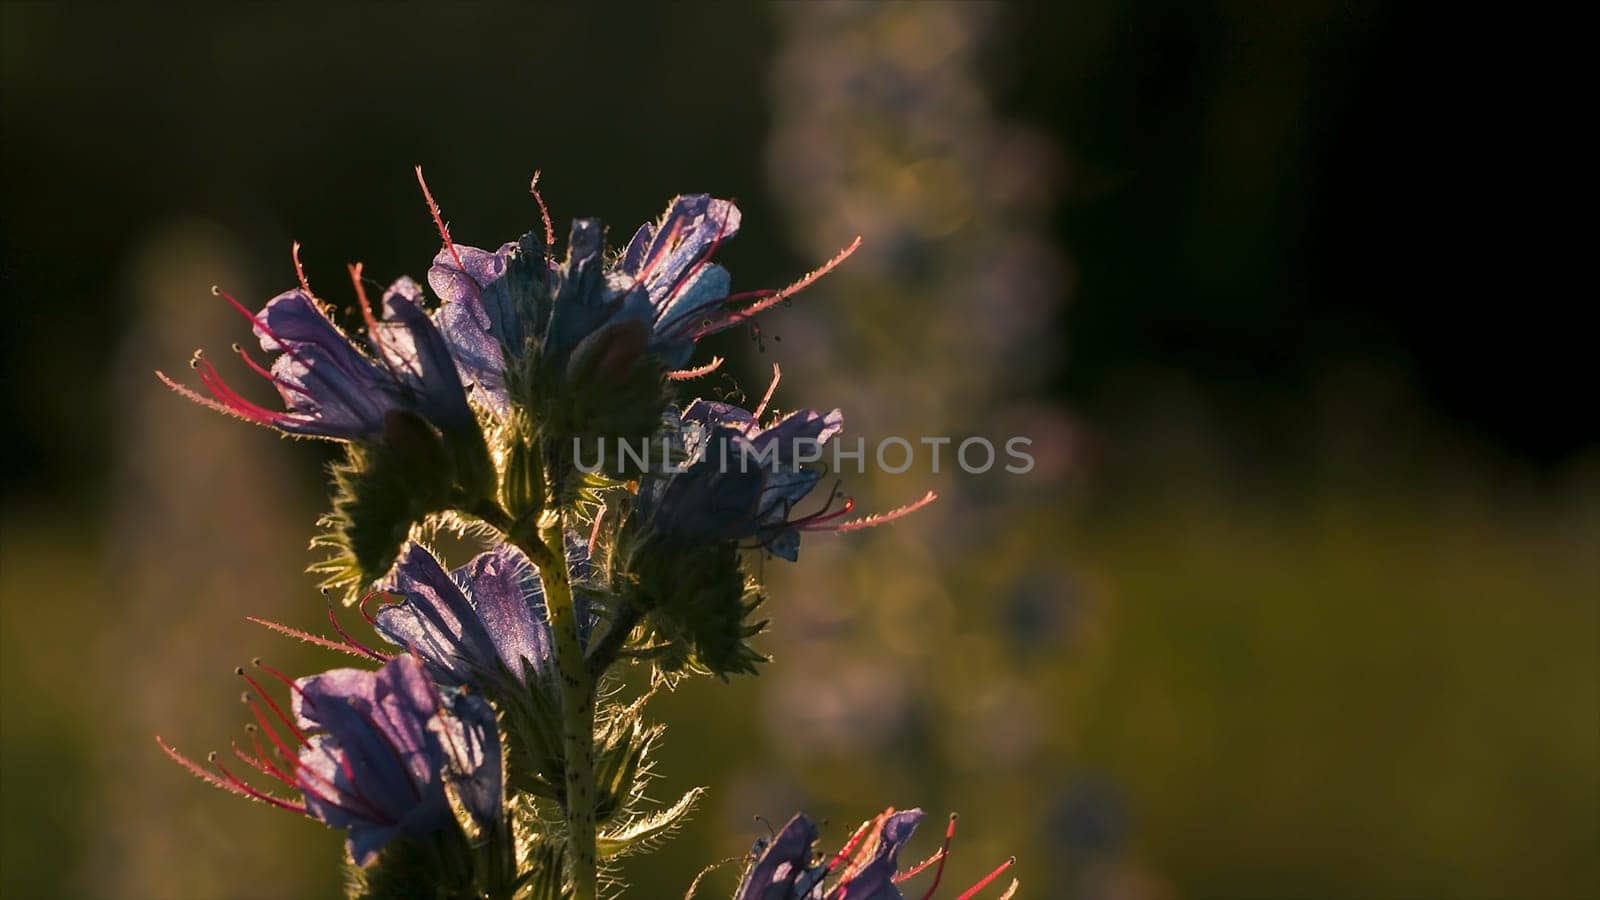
158, 654, 500, 866
160, 260, 476, 443
633, 394, 935, 561
423, 181, 861, 417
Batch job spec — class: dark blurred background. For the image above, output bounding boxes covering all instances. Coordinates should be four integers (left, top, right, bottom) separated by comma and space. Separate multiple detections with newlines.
2, 3, 1593, 899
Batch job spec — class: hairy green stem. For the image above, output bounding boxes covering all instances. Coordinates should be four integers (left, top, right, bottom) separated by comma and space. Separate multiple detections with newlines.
531, 512, 598, 900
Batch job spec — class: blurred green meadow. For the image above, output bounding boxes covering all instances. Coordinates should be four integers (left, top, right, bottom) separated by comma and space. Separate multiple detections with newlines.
3, 3, 1594, 898
7, 409, 1594, 897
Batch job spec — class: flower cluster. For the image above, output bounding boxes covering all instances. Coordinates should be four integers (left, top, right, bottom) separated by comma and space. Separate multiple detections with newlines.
726, 809, 1016, 900
157, 172, 1009, 898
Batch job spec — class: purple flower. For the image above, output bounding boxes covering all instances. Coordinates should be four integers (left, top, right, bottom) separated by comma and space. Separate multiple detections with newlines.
291, 657, 456, 864
733, 813, 827, 900
372, 541, 591, 689
612, 194, 742, 368
614, 196, 862, 367
633, 397, 934, 561
158, 655, 501, 867
418, 180, 860, 414
160, 263, 476, 443
732, 808, 1017, 900
429, 237, 547, 417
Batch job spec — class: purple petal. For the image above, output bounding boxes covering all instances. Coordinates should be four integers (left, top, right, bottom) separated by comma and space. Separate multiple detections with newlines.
682, 399, 760, 435
753, 407, 844, 456
255, 290, 398, 439
454, 544, 550, 682
370, 280, 476, 434
734, 813, 823, 900
654, 263, 731, 336
619, 222, 655, 276
632, 195, 742, 313
825, 809, 925, 900
441, 691, 503, 830
434, 300, 510, 416
293, 657, 453, 863
427, 243, 515, 320
427, 242, 522, 416
376, 544, 503, 686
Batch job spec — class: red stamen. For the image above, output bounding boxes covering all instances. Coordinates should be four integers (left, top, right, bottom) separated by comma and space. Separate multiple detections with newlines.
794, 496, 855, 531
193, 356, 283, 425
898, 848, 947, 883
826, 814, 879, 874
246, 725, 297, 774
358, 591, 395, 627
255, 661, 312, 705
415, 165, 467, 272
264, 675, 394, 822
753, 363, 781, 421
905, 813, 958, 899
281, 705, 380, 813
292, 241, 312, 296
238, 729, 382, 827
239, 667, 309, 745
213, 285, 264, 327
326, 599, 388, 661
191, 744, 306, 813
158, 737, 273, 806
347, 262, 409, 385
229, 343, 276, 382
689, 235, 862, 340
347, 263, 382, 340
246, 615, 376, 659
633, 211, 687, 286
158, 369, 281, 428
231, 739, 295, 786
720, 287, 778, 305
243, 696, 301, 762
298, 761, 394, 823
830, 490, 938, 533
231, 343, 316, 402
210, 284, 349, 388
953, 857, 1016, 900
530, 170, 555, 251
666, 355, 725, 381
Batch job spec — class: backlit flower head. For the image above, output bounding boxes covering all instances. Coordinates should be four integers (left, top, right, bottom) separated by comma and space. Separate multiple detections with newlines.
631, 384, 935, 561
157, 654, 501, 866
160, 256, 476, 444
418, 173, 860, 417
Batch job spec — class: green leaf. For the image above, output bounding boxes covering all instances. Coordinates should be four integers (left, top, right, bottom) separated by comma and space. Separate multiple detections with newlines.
307, 412, 470, 601
343, 831, 476, 900
597, 786, 705, 861
630, 544, 769, 679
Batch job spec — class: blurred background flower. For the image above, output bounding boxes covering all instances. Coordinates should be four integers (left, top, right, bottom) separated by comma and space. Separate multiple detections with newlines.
1, 3, 1592, 899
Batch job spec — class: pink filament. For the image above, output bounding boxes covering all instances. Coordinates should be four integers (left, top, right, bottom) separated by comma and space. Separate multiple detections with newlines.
415, 165, 467, 272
